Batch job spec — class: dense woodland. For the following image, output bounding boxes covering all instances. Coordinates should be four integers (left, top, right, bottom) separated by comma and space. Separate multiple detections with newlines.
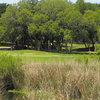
0, 0, 100, 53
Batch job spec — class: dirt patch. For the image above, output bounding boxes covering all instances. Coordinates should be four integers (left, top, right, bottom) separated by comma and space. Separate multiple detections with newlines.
0, 47, 11, 50
0, 47, 11, 48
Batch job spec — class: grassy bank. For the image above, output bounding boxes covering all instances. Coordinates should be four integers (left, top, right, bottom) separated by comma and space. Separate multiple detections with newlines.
0, 50, 100, 100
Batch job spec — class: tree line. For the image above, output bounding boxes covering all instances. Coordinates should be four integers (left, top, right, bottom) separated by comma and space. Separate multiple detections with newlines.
0, 0, 100, 53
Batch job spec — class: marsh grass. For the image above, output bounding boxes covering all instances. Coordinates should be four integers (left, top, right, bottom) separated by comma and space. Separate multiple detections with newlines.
0, 53, 24, 100
21, 59, 100, 100
0, 50, 100, 100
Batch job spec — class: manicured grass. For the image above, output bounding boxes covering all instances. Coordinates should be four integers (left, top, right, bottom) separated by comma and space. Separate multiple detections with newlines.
0, 50, 99, 62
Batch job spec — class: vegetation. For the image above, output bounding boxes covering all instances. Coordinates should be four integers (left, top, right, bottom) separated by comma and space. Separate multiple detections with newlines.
0, 0, 100, 52
0, 53, 23, 99
0, 3, 8, 17
0, 0, 100, 100
0, 50, 100, 100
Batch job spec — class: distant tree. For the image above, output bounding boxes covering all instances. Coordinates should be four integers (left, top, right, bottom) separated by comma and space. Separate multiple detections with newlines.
0, 3, 8, 17
34, 0, 68, 20
16, 8, 33, 49
18, 0, 38, 10
64, 29, 72, 53
97, 28, 100, 42
0, 0, 100, 53
0, 5, 33, 49
76, 0, 86, 14
0, 5, 19, 43
28, 13, 48, 50
57, 6, 83, 52
83, 10, 98, 51
76, 0, 97, 14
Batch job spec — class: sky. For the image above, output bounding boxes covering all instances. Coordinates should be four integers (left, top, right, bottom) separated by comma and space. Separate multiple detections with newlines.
0, 0, 100, 4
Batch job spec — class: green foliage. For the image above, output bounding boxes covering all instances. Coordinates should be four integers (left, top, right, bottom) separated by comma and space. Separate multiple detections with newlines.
0, 0, 100, 52
64, 29, 72, 40
97, 27, 100, 42
95, 44, 100, 53
0, 3, 8, 17
0, 54, 21, 73
76, 0, 97, 14
18, 0, 38, 10
34, 0, 68, 20
0, 53, 24, 95
17, 9, 33, 25
0, 5, 19, 42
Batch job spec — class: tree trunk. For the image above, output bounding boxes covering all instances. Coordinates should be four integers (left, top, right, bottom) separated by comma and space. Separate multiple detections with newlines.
92, 40, 95, 51
69, 40, 73, 53
88, 43, 91, 52
15, 41, 18, 50
83, 40, 88, 48
66, 40, 69, 54
43, 39, 48, 50
57, 42, 61, 53
37, 40, 41, 51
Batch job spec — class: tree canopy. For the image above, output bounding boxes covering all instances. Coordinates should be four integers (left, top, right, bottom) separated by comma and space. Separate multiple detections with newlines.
0, 0, 100, 52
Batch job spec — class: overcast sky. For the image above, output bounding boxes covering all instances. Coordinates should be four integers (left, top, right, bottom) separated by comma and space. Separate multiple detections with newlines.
0, 0, 100, 4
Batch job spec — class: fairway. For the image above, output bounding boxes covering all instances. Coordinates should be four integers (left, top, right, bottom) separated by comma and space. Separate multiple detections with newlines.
0, 50, 99, 62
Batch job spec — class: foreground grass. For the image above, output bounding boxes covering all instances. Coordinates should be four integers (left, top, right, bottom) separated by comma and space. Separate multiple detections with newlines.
0, 50, 100, 100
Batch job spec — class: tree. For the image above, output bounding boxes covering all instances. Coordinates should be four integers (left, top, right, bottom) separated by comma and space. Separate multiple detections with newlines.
0, 5, 19, 43
0, 4, 33, 49
57, 6, 83, 52
34, 0, 68, 20
83, 10, 99, 51
28, 13, 48, 50
76, 0, 97, 14
64, 29, 72, 53
16, 8, 33, 49
18, 0, 38, 10
97, 27, 100, 43
0, 3, 8, 17
0, 0, 100, 53
76, 0, 86, 14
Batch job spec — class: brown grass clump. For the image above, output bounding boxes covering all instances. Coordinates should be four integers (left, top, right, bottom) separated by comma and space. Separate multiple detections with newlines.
20, 60, 100, 100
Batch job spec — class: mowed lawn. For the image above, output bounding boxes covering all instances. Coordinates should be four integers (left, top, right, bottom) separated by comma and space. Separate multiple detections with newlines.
0, 50, 99, 62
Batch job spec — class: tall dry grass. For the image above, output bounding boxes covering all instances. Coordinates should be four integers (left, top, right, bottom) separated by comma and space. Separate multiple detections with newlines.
19, 59, 100, 100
